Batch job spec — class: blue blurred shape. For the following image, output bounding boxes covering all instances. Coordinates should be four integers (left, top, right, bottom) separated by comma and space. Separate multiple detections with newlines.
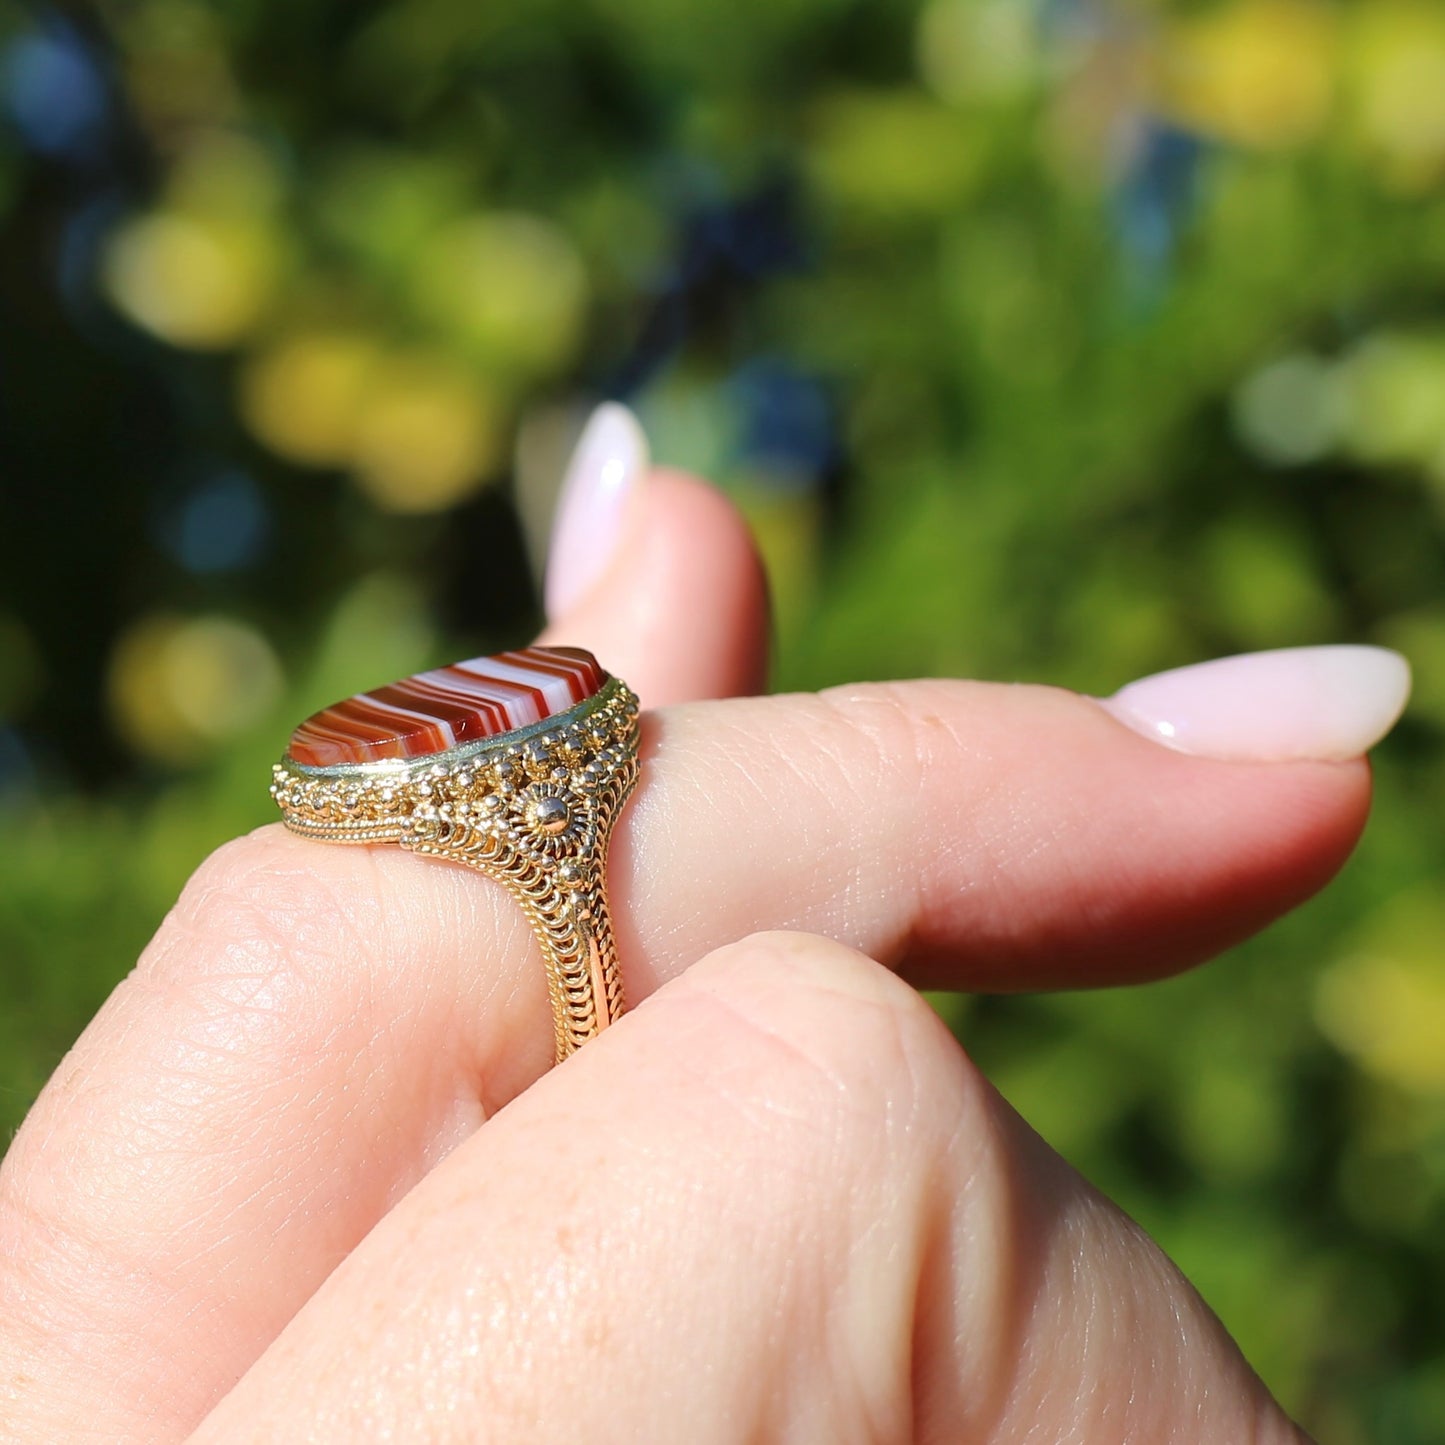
1113, 119, 1207, 299
161, 470, 271, 574
57, 193, 123, 317
727, 357, 835, 490
0, 726, 38, 803
1, 21, 108, 161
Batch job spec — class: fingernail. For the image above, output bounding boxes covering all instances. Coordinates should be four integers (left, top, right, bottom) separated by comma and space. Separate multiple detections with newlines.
1099, 645, 1411, 761
544, 402, 650, 622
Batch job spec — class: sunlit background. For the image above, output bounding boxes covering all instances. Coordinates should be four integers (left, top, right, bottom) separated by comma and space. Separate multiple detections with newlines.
3, 0, 1445, 1434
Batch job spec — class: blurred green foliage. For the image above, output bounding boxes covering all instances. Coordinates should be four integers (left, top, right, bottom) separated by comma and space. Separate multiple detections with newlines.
3, 0, 1445, 1436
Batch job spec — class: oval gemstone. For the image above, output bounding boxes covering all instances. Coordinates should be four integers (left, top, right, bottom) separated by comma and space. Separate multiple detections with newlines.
287, 646, 607, 768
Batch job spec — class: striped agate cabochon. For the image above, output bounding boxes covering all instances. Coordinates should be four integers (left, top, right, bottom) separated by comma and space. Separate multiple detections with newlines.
287, 646, 608, 769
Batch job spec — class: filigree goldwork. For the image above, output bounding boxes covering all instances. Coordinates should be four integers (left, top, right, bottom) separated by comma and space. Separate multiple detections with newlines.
270, 677, 640, 1061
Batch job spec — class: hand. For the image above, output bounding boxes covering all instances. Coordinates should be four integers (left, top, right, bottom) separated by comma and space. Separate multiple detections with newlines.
0, 437, 1402, 1440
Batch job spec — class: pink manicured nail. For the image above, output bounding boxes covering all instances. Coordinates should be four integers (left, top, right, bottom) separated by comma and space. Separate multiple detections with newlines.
1099, 645, 1411, 761
544, 402, 649, 622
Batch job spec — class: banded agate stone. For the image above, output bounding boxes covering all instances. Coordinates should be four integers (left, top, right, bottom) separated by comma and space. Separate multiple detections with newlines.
287, 646, 607, 768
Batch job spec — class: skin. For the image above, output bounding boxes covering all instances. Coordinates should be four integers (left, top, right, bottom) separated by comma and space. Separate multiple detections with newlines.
0, 470, 1353, 1442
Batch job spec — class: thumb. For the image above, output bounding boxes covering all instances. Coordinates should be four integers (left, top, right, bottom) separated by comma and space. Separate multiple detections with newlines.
536, 403, 770, 707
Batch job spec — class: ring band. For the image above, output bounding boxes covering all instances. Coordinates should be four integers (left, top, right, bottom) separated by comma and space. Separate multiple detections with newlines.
269, 646, 640, 1062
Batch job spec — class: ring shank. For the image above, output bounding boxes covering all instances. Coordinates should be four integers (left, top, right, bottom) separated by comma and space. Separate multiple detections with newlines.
409, 819, 629, 1061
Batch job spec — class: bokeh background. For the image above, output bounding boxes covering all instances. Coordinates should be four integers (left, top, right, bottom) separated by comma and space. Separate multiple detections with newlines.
2, 0, 1444, 1434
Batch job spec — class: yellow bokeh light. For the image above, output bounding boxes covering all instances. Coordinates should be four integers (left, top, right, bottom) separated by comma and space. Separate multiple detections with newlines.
1158, 0, 1337, 151
1338, 332, 1445, 467
108, 614, 283, 764
411, 213, 588, 377
103, 210, 279, 350
808, 89, 982, 215
1317, 953, 1445, 1097
1317, 891, 1445, 1097
916, 0, 1040, 106
350, 354, 505, 514
1349, 4, 1445, 186
239, 330, 384, 468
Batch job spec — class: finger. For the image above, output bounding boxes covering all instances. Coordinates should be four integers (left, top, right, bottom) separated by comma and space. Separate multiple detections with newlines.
537, 402, 769, 706
191, 932, 1309, 1444
538, 466, 770, 706
0, 676, 1374, 1438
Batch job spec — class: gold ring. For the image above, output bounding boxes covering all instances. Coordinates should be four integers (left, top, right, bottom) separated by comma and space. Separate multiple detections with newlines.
269, 646, 640, 1062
